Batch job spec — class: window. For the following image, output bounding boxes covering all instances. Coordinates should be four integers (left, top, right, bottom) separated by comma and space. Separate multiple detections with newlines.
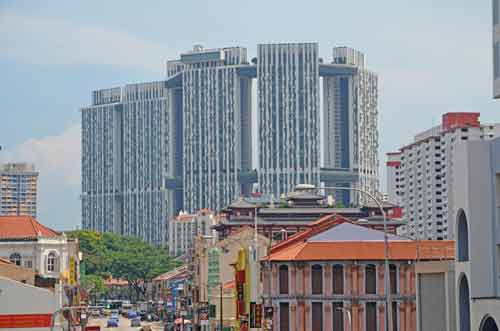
311, 302, 323, 331
457, 209, 469, 262
366, 302, 377, 331
365, 264, 377, 294
459, 275, 471, 331
332, 265, 344, 295
392, 302, 399, 331
311, 264, 323, 294
47, 252, 57, 272
496, 42, 500, 79
279, 302, 289, 331
279, 265, 289, 295
390, 264, 398, 294
9, 253, 21, 266
24, 259, 33, 269
332, 302, 344, 330
495, 0, 500, 26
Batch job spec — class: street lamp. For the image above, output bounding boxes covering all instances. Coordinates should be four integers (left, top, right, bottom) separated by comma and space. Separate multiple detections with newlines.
337, 306, 353, 331
322, 186, 392, 331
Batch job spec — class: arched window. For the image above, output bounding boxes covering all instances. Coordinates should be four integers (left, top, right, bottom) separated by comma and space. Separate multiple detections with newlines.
9, 253, 21, 266
459, 275, 471, 331
457, 209, 469, 262
332, 264, 344, 294
311, 264, 323, 294
389, 264, 398, 294
480, 316, 499, 331
47, 252, 57, 272
279, 265, 289, 295
365, 264, 377, 294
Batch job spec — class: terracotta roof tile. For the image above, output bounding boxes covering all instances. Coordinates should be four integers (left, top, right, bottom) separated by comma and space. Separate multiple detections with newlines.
104, 277, 128, 286
153, 266, 188, 282
0, 215, 59, 239
267, 241, 454, 261
0, 257, 12, 264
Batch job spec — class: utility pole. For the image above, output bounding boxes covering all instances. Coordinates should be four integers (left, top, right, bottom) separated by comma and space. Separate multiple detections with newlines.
219, 283, 223, 331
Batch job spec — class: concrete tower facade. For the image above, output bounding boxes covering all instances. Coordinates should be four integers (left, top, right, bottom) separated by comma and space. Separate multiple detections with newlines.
81, 82, 170, 246
322, 47, 379, 206
257, 43, 321, 197
0, 163, 38, 218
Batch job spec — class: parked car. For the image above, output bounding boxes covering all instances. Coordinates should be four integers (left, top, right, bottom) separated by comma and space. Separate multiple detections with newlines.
128, 310, 138, 319
131, 317, 141, 327
107, 317, 119, 328
90, 309, 101, 318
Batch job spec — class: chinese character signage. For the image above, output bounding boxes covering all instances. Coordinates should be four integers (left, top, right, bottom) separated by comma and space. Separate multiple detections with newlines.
250, 303, 262, 328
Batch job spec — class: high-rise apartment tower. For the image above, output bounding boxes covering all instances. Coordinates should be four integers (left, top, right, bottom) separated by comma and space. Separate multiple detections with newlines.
0, 163, 38, 218
81, 82, 170, 246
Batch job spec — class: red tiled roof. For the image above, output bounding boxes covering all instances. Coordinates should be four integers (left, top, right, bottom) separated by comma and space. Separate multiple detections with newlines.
0, 257, 13, 264
153, 266, 188, 282
0, 216, 60, 239
266, 213, 454, 261
269, 214, 345, 253
267, 241, 454, 261
104, 277, 128, 286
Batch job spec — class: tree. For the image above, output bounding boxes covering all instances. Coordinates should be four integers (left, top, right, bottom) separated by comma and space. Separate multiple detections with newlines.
68, 230, 179, 300
81, 274, 106, 304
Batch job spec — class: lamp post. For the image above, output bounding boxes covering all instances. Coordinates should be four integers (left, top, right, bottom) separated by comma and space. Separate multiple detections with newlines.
337, 306, 353, 331
322, 186, 392, 331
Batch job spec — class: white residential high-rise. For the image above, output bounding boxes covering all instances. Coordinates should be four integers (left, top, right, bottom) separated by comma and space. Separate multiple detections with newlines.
81, 43, 381, 245
81, 81, 170, 246
168, 209, 217, 257
257, 43, 321, 196
0, 163, 38, 218
386, 112, 500, 240
166, 46, 254, 214
322, 47, 379, 206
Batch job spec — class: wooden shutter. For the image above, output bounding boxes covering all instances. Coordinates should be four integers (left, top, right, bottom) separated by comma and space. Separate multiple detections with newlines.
311, 302, 323, 331
311, 265, 323, 295
365, 264, 376, 294
332, 302, 344, 331
390, 264, 397, 294
279, 302, 289, 331
332, 265, 344, 295
279, 265, 289, 295
366, 302, 377, 331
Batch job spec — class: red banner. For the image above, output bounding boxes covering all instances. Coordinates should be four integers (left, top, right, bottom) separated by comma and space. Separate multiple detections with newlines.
0, 313, 52, 328
236, 270, 246, 283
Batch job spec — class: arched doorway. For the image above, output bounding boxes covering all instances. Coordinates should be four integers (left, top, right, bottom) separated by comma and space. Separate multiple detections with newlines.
459, 275, 471, 331
480, 316, 499, 331
457, 209, 469, 262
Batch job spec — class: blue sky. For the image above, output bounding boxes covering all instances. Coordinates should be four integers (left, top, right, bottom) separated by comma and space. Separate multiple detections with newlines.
0, 0, 497, 230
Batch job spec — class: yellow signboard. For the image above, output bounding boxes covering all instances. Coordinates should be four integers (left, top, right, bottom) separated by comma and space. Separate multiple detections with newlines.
69, 256, 75, 285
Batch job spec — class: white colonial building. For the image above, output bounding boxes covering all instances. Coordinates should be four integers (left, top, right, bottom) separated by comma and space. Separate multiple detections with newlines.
0, 215, 79, 287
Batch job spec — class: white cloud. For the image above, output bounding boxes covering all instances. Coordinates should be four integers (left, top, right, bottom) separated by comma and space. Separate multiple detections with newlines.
2, 124, 80, 187
0, 11, 174, 73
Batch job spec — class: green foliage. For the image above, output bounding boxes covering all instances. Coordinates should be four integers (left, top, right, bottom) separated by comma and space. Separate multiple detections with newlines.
80, 274, 106, 295
68, 230, 180, 298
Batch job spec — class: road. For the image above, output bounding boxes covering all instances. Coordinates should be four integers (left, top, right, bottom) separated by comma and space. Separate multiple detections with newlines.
86, 317, 164, 331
